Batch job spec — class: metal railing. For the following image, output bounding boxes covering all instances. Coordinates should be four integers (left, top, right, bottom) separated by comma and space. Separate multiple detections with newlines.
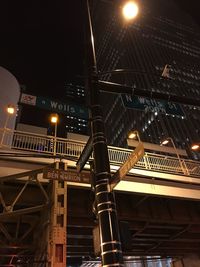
0, 129, 200, 177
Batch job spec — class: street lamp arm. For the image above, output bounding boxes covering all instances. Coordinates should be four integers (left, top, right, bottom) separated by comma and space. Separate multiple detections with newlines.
85, 0, 98, 74
99, 68, 161, 78
98, 80, 200, 107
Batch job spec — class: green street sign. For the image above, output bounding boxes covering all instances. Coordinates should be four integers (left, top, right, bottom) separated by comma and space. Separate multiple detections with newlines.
20, 93, 88, 119
121, 94, 185, 117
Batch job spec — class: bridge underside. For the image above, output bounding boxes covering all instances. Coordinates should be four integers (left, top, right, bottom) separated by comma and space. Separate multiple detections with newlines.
1, 177, 200, 266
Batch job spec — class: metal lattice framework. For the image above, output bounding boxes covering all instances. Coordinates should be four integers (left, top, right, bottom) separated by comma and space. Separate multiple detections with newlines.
1, 129, 200, 265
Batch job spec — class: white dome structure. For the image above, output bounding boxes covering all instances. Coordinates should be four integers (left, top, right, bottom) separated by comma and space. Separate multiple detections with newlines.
0, 66, 20, 130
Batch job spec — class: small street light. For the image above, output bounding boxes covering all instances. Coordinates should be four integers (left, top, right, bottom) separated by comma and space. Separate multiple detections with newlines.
191, 143, 200, 151
161, 137, 188, 174
7, 105, 15, 115
161, 137, 179, 158
0, 104, 15, 146
128, 130, 141, 142
122, 1, 139, 20
50, 113, 59, 156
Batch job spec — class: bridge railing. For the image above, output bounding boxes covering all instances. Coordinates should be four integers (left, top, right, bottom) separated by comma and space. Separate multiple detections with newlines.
0, 129, 200, 177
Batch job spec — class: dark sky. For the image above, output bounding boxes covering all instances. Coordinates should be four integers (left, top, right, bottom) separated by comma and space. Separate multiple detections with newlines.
0, 0, 199, 100
0, 1, 84, 98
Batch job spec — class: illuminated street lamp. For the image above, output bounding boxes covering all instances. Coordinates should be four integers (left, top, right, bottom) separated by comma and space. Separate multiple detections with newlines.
7, 105, 15, 115
191, 143, 200, 151
0, 104, 15, 146
161, 137, 179, 158
161, 137, 187, 174
122, 1, 139, 20
128, 130, 141, 142
50, 113, 59, 156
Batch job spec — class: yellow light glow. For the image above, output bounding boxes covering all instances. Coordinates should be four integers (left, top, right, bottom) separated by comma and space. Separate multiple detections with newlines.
51, 114, 58, 124
122, 1, 139, 20
7, 106, 15, 114
128, 132, 137, 139
191, 144, 200, 150
161, 140, 169, 145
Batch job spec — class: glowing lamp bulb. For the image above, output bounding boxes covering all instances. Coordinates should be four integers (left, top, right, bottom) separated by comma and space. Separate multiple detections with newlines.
122, 1, 139, 20
7, 106, 15, 114
128, 132, 137, 139
191, 144, 200, 150
51, 115, 58, 124
161, 140, 169, 145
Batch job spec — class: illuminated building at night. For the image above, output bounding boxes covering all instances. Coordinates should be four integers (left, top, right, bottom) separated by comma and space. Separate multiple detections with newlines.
93, 0, 200, 159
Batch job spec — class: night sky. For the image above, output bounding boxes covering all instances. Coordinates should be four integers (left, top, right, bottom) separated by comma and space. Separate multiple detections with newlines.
0, 0, 199, 100
0, 1, 84, 99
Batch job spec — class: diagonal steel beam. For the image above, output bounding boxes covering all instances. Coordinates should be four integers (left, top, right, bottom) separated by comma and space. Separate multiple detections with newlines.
19, 220, 38, 242
0, 192, 6, 210
0, 222, 12, 241
0, 166, 50, 182
11, 179, 30, 209
15, 217, 21, 240
0, 204, 48, 218
35, 176, 49, 204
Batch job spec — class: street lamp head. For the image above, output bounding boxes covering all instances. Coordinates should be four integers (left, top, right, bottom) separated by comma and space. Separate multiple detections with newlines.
122, 1, 139, 20
50, 114, 59, 124
191, 144, 200, 151
161, 137, 174, 146
128, 130, 141, 142
128, 131, 137, 139
161, 139, 169, 146
7, 105, 15, 114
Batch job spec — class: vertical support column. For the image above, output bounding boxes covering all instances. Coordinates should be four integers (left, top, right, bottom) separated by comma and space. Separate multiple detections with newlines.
48, 162, 67, 267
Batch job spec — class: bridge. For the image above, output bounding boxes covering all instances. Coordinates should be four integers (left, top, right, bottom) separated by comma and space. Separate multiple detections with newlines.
0, 129, 200, 266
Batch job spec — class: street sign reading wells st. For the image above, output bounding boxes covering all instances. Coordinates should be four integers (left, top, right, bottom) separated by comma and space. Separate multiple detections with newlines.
20, 93, 88, 119
121, 94, 185, 117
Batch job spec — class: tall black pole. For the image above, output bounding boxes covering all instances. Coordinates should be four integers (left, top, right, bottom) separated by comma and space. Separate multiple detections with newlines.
84, 0, 124, 266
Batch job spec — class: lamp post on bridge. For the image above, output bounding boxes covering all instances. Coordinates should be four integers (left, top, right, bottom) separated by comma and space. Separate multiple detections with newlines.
161, 137, 188, 174
0, 104, 15, 146
161, 137, 180, 161
50, 113, 59, 156
84, 0, 139, 265
128, 130, 141, 143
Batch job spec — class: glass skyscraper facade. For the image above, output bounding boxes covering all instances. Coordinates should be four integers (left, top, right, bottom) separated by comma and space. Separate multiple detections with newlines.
92, 0, 200, 159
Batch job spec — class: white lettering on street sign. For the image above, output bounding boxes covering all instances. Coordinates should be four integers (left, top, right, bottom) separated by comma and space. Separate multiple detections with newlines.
43, 169, 90, 184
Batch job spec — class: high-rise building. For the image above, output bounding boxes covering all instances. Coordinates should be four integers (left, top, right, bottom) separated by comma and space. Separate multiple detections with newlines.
92, 0, 200, 159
